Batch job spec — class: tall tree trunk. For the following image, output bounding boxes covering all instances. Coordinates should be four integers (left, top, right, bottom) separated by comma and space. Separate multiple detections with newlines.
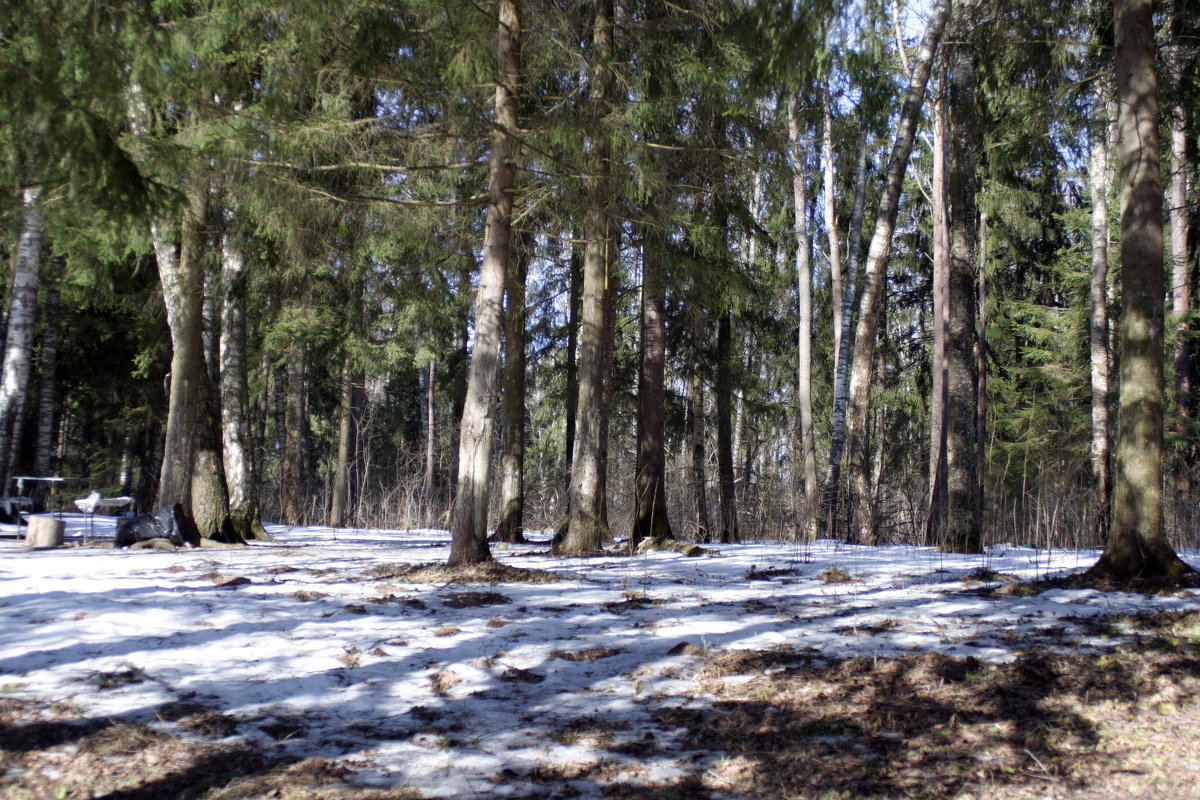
495, 235, 529, 544
595, 229, 619, 541
688, 368, 711, 541
1089, 108, 1115, 542
976, 214, 988, 528
280, 342, 307, 525
0, 187, 44, 491
219, 219, 267, 539
631, 228, 672, 547
156, 176, 209, 511
815, 138, 869, 540
790, 96, 818, 518
1170, 64, 1192, 501
1091, 0, 1192, 579
191, 366, 238, 542
423, 359, 436, 511
822, 86, 844, 378
845, 0, 949, 543
33, 253, 62, 478
330, 355, 355, 528
564, 244, 581, 492
926, 88, 950, 546
561, 0, 615, 555
716, 309, 739, 543
449, 0, 521, 566
943, 13, 982, 554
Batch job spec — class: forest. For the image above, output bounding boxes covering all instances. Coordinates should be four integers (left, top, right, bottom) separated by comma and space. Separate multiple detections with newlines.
1, 0, 1198, 578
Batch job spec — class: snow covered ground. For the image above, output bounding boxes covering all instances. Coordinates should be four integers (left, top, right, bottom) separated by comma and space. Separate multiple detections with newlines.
2, 517, 1198, 798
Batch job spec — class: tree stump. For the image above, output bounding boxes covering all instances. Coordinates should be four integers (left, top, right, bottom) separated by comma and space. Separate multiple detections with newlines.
26, 515, 65, 548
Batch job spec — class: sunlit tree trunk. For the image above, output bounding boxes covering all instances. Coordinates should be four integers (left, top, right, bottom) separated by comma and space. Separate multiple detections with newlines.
156, 177, 208, 511
33, 254, 62, 479
815, 138, 868, 540
1169, 66, 1192, 501
1089, 108, 1115, 541
926, 88, 949, 546
845, 0, 948, 543
1091, 0, 1192, 578
449, 0, 521, 565
0, 187, 44, 491
790, 95, 818, 517
330, 355, 355, 528
561, 0, 615, 555
219, 219, 267, 539
423, 359, 436, 510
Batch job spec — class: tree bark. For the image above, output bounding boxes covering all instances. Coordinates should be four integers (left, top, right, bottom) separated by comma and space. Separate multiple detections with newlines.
631, 227, 672, 547
1170, 68, 1192, 500
156, 176, 209, 511
716, 309, 739, 543
790, 95, 818, 518
495, 235, 529, 544
943, 12, 982, 554
449, 0, 521, 566
33, 254, 62, 478
561, 0, 615, 555
0, 187, 44, 491
845, 0, 949, 543
219, 218, 267, 539
564, 244, 581, 490
1089, 108, 1115, 542
687, 368, 711, 541
816, 138, 869, 540
330, 354, 355, 528
822, 86, 844, 379
423, 359, 436, 511
926, 88, 950, 546
1091, 0, 1192, 579
280, 341, 307, 526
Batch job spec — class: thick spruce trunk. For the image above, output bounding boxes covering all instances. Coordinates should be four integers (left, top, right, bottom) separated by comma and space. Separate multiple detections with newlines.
845, 0, 948, 543
449, 0, 521, 566
942, 16, 982, 554
561, 0, 615, 555
495, 238, 529, 544
790, 96, 818, 519
1090, 0, 1192, 579
631, 230, 672, 547
219, 221, 268, 539
0, 187, 44, 491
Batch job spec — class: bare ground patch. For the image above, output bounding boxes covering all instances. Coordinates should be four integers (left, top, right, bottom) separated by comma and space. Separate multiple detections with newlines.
0, 698, 419, 799
365, 562, 563, 584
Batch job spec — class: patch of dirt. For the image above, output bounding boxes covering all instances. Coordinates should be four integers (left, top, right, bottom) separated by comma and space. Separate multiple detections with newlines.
743, 566, 804, 580
550, 646, 622, 662
443, 591, 511, 608
0, 698, 418, 799
366, 561, 562, 584
288, 590, 328, 601
815, 565, 859, 583
666, 619, 1200, 799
